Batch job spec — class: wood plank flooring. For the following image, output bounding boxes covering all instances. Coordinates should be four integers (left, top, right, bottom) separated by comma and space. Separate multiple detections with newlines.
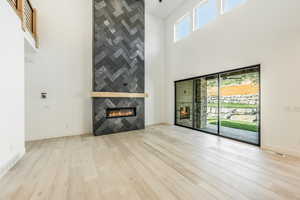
1, 125, 300, 200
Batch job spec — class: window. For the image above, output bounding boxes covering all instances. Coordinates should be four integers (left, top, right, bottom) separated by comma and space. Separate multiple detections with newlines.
173, 0, 248, 42
174, 14, 191, 42
222, 0, 247, 13
194, 0, 218, 30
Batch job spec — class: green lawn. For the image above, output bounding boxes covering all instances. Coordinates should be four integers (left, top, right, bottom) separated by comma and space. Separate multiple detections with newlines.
208, 103, 257, 109
208, 119, 258, 132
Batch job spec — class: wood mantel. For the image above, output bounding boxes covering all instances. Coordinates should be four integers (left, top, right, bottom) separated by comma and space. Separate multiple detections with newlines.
91, 92, 148, 98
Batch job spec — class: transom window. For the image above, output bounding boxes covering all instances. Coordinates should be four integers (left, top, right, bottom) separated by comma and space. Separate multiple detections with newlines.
222, 0, 247, 13
174, 14, 191, 42
173, 0, 248, 42
194, 0, 218, 30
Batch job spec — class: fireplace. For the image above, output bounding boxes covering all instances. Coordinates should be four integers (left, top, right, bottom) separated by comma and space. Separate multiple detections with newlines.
93, 98, 144, 135
106, 107, 136, 119
180, 107, 190, 119
93, 0, 145, 136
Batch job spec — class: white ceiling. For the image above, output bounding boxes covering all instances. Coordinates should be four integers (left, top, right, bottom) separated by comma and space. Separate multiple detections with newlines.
145, 0, 185, 19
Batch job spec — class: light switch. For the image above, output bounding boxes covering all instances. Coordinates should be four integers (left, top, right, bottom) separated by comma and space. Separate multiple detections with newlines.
294, 106, 300, 113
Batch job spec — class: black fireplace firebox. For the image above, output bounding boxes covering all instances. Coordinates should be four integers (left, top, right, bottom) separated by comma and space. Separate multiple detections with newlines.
106, 107, 137, 119
93, 98, 145, 135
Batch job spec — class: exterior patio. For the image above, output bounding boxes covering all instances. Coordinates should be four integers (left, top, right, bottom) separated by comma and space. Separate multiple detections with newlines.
202, 124, 259, 144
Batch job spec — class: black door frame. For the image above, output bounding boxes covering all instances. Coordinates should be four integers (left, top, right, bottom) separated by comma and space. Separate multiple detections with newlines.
174, 64, 261, 146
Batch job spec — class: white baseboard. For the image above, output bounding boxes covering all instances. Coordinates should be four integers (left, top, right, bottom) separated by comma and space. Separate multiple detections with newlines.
146, 123, 171, 128
261, 145, 300, 158
0, 148, 25, 179
26, 132, 92, 142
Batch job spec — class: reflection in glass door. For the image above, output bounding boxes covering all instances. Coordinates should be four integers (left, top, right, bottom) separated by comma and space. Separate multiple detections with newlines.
194, 75, 219, 134
175, 80, 194, 128
175, 66, 260, 146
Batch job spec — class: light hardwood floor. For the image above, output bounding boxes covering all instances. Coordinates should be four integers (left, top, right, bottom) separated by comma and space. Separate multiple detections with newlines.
1, 125, 300, 200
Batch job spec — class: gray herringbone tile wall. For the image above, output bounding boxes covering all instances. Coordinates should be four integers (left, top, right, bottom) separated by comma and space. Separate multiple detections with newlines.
93, 0, 145, 135
94, 0, 144, 93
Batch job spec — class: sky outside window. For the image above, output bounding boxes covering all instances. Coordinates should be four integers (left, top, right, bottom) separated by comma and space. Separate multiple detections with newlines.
194, 0, 218, 30
224, 0, 247, 13
175, 15, 191, 42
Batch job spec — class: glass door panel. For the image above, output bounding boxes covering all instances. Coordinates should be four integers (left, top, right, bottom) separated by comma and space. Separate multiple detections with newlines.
194, 75, 219, 134
219, 67, 260, 144
175, 66, 260, 146
175, 80, 194, 128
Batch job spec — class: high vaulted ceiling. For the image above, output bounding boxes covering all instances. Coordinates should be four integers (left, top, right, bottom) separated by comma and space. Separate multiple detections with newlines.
145, 0, 185, 18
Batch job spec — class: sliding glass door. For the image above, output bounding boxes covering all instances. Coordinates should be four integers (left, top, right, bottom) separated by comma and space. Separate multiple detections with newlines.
175, 66, 260, 145
219, 68, 260, 144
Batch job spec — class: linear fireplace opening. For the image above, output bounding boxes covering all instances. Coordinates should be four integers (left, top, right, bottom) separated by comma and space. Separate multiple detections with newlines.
106, 107, 136, 119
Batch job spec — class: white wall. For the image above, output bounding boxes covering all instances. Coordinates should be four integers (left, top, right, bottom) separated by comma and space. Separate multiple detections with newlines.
164, 0, 300, 156
0, 1, 25, 177
25, 1, 166, 140
145, 13, 166, 125
25, 0, 93, 141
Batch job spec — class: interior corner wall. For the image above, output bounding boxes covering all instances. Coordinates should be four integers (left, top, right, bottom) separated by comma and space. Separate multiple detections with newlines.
24, 0, 166, 140
0, 1, 25, 178
145, 13, 166, 125
25, 0, 93, 141
164, 0, 300, 156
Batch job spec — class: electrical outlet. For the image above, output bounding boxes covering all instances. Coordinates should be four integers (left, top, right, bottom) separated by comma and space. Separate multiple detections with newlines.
284, 106, 300, 113
284, 106, 292, 112
294, 106, 300, 113
43, 105, 50, 109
